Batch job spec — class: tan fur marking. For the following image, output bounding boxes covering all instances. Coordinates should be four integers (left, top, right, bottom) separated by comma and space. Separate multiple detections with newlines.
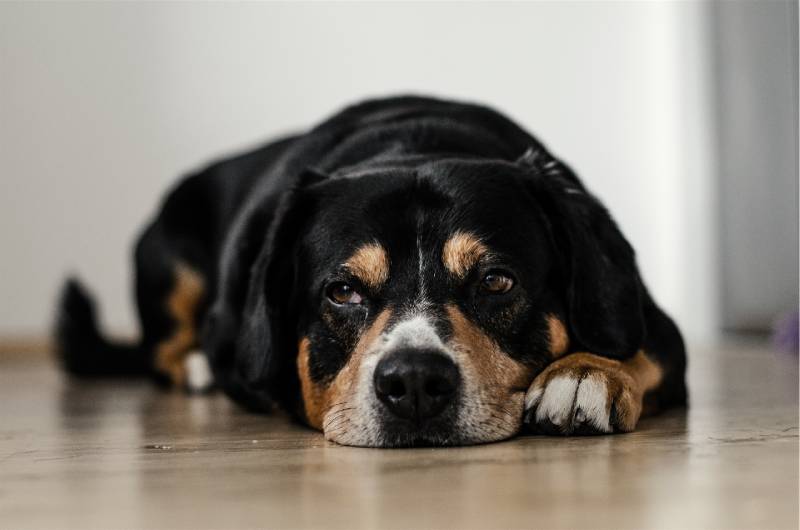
532, 350, 663, 431
297, 337, 326, 428
154, 262, 205, 386
446, 305, 533, 397
442, 231, 489, 279
297, 309, 392, 432
627, 351, 664, 392
546, 314, 569, 357
344, 243, 390, 289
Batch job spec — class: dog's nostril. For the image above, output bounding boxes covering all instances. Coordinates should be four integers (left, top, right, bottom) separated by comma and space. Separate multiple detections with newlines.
424, 376, 455, 398
378, 374, 407, 399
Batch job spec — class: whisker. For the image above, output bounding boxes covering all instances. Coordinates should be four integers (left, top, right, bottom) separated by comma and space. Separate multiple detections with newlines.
323, 405, 356, 417
325, 417, 353, 437
324, 404, 351, 416
325, 407, 357, 418
324, 417, 349, 433
481, 401, 520, 418
323, 409, 357, 430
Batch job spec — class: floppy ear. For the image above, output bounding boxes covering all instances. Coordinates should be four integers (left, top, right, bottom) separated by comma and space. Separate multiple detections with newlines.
522, 150, 645, 359
203, 170, 323, 411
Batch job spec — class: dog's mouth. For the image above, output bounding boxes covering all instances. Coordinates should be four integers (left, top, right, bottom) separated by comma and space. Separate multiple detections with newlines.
316, 350, 531, 448
372, 410, 461, 448
321, 393, 528, 448
375, 431, 462, 448
327, 415, 525, 448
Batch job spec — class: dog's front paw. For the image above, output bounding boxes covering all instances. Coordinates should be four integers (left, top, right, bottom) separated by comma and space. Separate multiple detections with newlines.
523, 353, 645, 435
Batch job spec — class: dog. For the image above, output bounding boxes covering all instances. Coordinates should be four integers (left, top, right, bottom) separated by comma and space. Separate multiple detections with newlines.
56, 96, 687, 447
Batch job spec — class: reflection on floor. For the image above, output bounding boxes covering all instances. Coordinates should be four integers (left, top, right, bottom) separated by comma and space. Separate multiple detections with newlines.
0, 340, 797, 529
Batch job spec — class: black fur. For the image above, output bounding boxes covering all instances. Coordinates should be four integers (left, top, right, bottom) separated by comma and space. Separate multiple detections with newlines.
56, 279, 148, 376
55, 95, 687, 428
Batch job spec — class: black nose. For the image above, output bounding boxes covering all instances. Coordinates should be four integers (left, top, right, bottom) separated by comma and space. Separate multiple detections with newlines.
373, 350, 460, 423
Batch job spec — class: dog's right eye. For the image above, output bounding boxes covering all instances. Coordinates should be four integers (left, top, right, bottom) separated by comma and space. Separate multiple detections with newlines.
326, 282, 364, 305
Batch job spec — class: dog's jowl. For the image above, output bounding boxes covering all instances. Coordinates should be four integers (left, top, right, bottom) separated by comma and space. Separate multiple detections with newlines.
56, 96, 687, 447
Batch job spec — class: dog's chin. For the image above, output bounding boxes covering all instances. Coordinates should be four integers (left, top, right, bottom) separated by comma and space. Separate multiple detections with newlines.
323, 415, 522, 448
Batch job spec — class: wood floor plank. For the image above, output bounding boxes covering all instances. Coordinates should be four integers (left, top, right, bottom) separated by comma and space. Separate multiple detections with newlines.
0, 341, 797, 529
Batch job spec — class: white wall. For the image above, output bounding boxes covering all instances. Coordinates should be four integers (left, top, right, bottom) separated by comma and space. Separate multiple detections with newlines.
0, 2, 717, 343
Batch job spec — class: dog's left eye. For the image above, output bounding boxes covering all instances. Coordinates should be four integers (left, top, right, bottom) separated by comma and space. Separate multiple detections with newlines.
326, 282, 364, 305
479, 272, 515, 294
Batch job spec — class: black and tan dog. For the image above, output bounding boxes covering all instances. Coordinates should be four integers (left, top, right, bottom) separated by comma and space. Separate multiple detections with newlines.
56, 96, 686, 447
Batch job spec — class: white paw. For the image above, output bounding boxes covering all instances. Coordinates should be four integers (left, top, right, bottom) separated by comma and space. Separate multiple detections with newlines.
185, 351, 214, 392
524, 353, 643, 435
525, 374, 612, 434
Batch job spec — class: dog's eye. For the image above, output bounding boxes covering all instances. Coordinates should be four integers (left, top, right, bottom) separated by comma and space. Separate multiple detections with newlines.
326, 282, 363, 305
479, 272, 515, 294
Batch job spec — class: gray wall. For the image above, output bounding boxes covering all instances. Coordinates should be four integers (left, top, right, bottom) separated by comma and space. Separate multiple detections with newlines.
712, 0, 799, 331
3, 2, 793, 344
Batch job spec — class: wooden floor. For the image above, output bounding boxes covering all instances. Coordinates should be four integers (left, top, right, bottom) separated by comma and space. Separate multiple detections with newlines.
0, 341, 797, 529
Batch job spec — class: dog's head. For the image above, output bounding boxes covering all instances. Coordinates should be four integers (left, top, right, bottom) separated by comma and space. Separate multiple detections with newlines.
206, 150, 644, 447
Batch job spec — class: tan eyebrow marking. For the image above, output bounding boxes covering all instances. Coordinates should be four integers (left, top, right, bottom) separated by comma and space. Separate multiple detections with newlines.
442, 231, 489, 279
343, 242, 390, 289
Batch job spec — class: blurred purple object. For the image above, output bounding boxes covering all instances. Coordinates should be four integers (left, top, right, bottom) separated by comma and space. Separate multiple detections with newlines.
772, 311, 799, 354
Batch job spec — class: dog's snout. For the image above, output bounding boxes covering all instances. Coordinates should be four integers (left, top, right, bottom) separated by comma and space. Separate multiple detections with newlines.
374, 349, 460, 422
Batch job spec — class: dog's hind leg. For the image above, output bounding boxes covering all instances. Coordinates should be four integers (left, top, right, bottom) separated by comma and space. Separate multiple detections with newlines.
134, 222, 210, 391
152, 262, 206, 388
